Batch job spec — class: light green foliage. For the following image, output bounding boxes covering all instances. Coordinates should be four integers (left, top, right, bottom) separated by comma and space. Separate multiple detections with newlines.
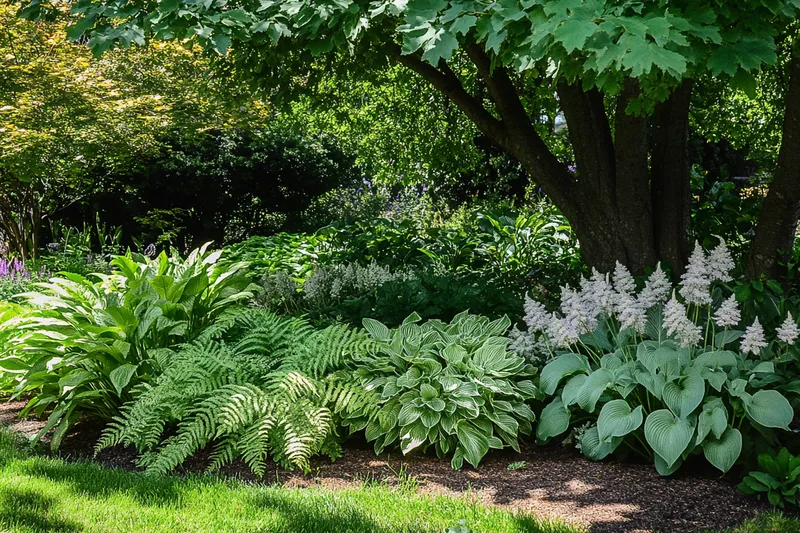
740, 448, 800, 508
35, 0, 799, 99
350, 312, 541, 469
98, 308, 378, 474
0, 244, 258, 449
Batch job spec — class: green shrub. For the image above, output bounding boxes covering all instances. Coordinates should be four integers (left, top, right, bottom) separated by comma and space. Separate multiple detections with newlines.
0, 244, 258, 449
349, 312, 541, 469
740, 448, 800, 508
98, 309, 377, 474
519, 240, 797, 475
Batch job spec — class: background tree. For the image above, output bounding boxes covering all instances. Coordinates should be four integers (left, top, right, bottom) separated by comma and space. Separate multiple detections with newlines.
20, 0, 800, 276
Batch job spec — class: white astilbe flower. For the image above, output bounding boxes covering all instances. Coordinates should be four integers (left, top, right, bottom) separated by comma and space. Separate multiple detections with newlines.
707, 237, 735, 283
580, 268, 615, 316
741, 318, 768, 355
523, 296, 551, 333
663, 292, 702, 348
613, 261, 636, 296
637, 263, 672, 309
679, 241, 712, 306
508, 326, 549, 366
714, 295, 741, 328
560, 286, 597, 335
547, 315, 580, 348
617, 294, 647, 334
776, 313, 799, 345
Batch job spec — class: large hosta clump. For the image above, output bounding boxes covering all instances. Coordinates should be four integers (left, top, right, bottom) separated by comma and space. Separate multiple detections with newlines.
518, 239, 798, 475
350, 312, 541, 469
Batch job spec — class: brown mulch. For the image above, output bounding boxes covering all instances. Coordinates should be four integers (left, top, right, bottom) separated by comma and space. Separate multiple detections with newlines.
0, 400, 772, 533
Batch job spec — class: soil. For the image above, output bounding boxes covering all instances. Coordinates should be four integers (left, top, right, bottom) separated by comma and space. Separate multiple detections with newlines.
0, 400, 774, 533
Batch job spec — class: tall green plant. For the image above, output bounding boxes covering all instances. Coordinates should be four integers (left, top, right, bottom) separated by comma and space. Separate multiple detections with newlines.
0, 244, 258, 449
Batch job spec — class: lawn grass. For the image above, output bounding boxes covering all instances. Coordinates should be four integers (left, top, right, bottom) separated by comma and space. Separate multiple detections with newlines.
716, 511, 800, 533
0, 428, 582, 533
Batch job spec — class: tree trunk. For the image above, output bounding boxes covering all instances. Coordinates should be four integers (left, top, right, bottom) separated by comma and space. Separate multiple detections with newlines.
650, 80, 693, 274
396, 49, 694, 275
746, 40, 800, 280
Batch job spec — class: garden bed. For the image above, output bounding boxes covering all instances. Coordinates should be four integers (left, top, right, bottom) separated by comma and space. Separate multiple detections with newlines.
0, 401, 771, 533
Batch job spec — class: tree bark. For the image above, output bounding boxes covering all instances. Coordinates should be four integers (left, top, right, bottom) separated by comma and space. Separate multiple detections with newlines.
746, 40, 800, 280
651, 80, 693, 273
395, 47, 696, 275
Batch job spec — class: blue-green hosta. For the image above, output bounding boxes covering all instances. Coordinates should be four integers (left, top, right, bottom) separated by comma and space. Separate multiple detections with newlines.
350, 312, 541, 469
521, 240, 797, 475
0, 244, 259, 449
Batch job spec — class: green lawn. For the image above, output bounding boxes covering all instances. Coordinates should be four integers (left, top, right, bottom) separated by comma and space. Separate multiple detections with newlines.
0, 428, 581, 533
1, 428, 798, 533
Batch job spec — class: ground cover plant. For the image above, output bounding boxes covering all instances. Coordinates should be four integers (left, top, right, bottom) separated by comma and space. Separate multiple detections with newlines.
0, 244, 258, 449
350, 312, 540, 469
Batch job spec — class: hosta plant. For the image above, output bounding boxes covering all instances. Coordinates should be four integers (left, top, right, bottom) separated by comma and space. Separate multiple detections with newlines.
98, 309, 377, 474
739, 448, 800, 508
349, 312, 541, 469
0, 244, 258, 449
518, 239, 797, 475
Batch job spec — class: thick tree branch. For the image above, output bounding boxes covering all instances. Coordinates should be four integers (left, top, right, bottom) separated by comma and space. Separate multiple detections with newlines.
462, 44, 573, 206
392, 51, 507, 145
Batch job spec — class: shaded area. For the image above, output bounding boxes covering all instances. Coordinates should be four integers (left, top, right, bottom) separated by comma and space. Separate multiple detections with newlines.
0, 488, 83, 532
1, 399, 774, 532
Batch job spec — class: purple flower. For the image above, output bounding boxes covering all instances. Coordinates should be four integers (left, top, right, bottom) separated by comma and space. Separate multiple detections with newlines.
567, 164, 577, 174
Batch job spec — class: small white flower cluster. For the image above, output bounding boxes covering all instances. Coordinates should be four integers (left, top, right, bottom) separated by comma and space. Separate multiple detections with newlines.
740, 318, 768, 355
679, 237, 734, 306
776, 313, 799, 345
714, 295, 741, 328
518, 262, 673, 350
304, 262, 412, 307
663, 292, 702, 348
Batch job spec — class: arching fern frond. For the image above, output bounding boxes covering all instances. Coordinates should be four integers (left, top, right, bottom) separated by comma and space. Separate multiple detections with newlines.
98, 308, 379, 475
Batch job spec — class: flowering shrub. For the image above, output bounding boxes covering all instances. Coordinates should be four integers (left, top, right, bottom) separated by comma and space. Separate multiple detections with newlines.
517, 239, 797, 475
0, 258, 47, 302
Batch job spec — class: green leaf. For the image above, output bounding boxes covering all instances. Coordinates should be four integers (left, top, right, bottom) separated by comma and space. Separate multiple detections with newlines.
554, 18, 598, 54
536, 398, 570, 442
697, 397, 728, 443
578, 426, 621, 461
456, 421, 490, 468
109, 364, 138, 396
422, 30, 458, 64
363, 318, 391, 341
539, 353, 589, 395
702, 427, 742, 473
597, 400, 643, 443
662, 373, 705, 418
576, 368, 614, 413
644, 409, 695, 468
654, 452, 683, 476
744, 390, 794, 429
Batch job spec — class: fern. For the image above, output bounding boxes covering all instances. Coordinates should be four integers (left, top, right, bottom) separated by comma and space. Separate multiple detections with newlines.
98, 309, 379, 475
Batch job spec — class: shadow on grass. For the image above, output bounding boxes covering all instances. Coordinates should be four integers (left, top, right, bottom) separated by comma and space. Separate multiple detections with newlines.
20, 458, 184, 507
0, 487, 83, 532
